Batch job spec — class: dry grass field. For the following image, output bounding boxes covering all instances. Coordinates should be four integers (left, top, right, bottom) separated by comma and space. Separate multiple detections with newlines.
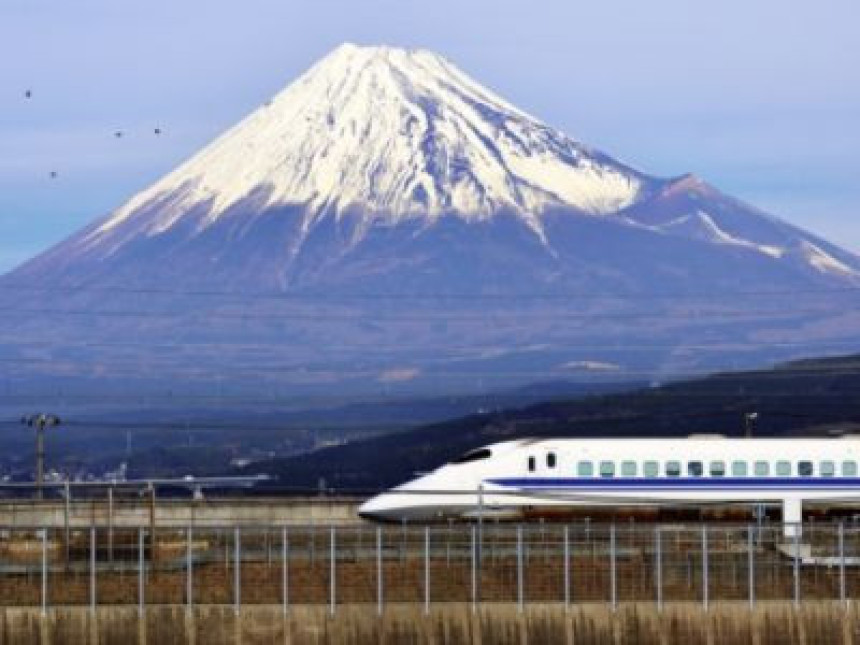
0, 602, 857, 645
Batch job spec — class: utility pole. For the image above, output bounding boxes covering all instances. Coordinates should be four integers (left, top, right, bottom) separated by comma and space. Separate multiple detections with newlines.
21, 413, 61, 499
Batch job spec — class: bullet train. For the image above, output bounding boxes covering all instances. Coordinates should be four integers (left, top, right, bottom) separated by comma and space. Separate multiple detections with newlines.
358, 436, 860, 533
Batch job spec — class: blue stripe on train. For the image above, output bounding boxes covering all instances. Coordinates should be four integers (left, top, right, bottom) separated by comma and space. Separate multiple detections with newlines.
487, 477, 860, 489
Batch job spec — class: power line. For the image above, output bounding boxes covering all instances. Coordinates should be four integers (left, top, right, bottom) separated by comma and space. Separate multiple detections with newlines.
0, 386, 859, 405
2, 282, 860, 301
2, 359, 860, 380
0, 390, 860, 406
1, 338, 859, 353
1, 349, 859, 366
2, 305, 857, 322
1, 359, 860, 376
0, 408, 856, 432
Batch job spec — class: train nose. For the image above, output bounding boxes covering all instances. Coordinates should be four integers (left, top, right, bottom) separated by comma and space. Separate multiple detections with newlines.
358, 493, 394, 521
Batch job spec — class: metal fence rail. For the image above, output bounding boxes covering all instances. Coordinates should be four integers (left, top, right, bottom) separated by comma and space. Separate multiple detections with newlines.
0, 522, 857, 612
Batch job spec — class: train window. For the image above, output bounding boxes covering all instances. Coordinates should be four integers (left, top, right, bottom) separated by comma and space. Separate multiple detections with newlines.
621, 461, 637, 477
709, 461, 725, 477
820, 461, 835, 477
528, 456, 536, 473
451, 448, 492, 464
687, 461, 703, 477
599, 461, 615, 478
797, 461, 813, 477
776, 461, 791, 477
842, 461, 857, 477
577, 461, 593, 477
731, 461, 748, 477
547, 453, 557, 469
754, 461, 769, 476
665, 461, 681, 477
643, 461, 659, 477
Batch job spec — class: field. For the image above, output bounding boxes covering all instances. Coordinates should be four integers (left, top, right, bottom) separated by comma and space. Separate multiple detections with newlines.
0, 602, 857, 644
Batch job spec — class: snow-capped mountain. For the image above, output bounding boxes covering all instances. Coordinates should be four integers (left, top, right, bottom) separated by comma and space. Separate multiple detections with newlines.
91, 44, 646, 240
13, 44, 858, 292
4, 44, 860, 396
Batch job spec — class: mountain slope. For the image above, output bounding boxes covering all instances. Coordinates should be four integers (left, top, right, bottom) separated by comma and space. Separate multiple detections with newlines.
14, 44, 650, 286
3, 44, 860, 397
11, 44, 858, 292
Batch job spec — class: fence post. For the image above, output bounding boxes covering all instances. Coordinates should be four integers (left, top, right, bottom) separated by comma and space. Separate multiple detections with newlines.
90, 526, 96, 613
234, 527, 241, 614
839, 522, 846, 607
329, 525, 336, 617
793, 525, 800, 608
64, 482, 71, 565
108, 486, 114, 563
282, 526, 289, 616
148, 483, 156, 563
424, 526, 430, 616
477, 484, 484, 563
517, 525, 524, 612
655, 525, 662, 612
41, 528, 47, 614
377, 526, 383, 616
139, 527, 145, 616
702, 524, 709, 611
748, 526, 755, 610
471, 525, 477, 613
563, 525, 570, 609
610, 523, 617, 611
446, 520, 452, 565
186, 525, 193, 609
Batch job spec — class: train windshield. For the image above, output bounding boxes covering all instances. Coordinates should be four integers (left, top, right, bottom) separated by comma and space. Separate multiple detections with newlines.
450, 448, 492, 464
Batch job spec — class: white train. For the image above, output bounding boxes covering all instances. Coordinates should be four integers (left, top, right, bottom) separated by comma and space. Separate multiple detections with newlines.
358, 436, 860, 534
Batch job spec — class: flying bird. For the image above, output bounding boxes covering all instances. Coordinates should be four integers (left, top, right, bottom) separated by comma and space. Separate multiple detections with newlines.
154, 128, 162, 135
114, 131, 123, 138
24, 90, 32, 99
49, 171, 57, 179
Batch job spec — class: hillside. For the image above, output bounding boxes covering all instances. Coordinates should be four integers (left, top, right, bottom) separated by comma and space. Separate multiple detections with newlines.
253, 354, 860, 491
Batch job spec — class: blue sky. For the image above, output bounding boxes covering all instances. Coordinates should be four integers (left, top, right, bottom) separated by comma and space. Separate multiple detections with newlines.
1, 0, 857, 273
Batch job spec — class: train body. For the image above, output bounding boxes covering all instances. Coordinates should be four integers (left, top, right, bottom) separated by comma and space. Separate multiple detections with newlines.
358, 436, 860, 534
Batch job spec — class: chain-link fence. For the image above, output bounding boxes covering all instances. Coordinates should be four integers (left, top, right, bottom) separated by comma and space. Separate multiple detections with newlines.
1, 522, 858, 612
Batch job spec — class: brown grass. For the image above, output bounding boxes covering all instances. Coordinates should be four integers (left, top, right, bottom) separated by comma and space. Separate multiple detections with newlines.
0, 602, 857, 645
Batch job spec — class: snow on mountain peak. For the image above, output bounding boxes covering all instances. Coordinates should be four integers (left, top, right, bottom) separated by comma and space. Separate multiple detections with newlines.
63, 44, 860, 285
92, 43, 646, 243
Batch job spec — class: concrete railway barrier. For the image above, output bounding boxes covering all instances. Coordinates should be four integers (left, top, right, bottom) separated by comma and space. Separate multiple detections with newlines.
0, 497, 364, 530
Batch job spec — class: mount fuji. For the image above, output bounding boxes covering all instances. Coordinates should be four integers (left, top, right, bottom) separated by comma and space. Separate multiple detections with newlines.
4, 44, 860, 398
